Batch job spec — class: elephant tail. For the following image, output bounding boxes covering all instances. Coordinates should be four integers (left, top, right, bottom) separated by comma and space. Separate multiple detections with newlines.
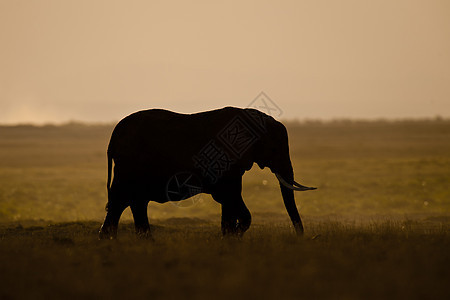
107, 151, 112, 191
106, 149, 113, 211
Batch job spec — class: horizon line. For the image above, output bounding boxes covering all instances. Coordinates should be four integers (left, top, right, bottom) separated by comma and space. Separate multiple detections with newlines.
1, 115, 449, 127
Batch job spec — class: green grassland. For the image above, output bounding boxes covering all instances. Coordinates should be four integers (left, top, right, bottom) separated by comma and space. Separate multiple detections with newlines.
0, 119, 449, 299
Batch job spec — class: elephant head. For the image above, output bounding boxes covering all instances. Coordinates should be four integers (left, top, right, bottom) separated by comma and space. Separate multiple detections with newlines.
253, 116, 316, 235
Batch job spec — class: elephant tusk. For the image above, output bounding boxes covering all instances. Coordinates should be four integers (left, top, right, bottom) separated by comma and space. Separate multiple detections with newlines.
293, 180, 317, 190
275, 173, 317, 191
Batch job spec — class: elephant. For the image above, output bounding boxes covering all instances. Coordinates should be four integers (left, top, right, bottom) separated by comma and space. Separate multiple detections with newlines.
99, 107, 316, 239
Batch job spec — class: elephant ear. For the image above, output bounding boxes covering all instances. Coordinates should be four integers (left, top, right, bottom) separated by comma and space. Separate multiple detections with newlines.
255, 117, 292, 173
252, 117, 279, 169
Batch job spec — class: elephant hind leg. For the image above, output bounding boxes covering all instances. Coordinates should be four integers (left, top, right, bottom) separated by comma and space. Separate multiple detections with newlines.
99, 199, 128, 239
130, 201, 152, 240
99, 184, 129, 239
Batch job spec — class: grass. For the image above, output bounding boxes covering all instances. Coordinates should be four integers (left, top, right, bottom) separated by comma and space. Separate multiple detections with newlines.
0, 220, 448, 299
0, 119, 449, 299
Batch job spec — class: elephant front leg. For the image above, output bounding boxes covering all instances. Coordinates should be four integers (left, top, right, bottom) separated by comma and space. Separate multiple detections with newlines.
236, 201, 251, 236
220, 198, 252, 237
221, 204, 238, 235
213, 177, 251, 237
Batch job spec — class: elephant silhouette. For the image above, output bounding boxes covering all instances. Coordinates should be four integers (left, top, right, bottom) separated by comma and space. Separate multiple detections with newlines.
99, 107, 315, 239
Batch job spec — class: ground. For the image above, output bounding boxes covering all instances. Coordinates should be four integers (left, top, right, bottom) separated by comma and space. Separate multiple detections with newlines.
0, 119, 449, 299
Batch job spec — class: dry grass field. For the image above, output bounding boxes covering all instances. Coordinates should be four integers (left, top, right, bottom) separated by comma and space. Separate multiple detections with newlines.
0, 119, 449, 299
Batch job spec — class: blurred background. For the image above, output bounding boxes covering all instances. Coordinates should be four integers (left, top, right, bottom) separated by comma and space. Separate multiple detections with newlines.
0, 0, 449, 223
1, 0, 449, 124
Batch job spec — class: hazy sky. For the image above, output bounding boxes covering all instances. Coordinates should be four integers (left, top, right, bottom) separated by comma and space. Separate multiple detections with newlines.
1, 0, 449, 124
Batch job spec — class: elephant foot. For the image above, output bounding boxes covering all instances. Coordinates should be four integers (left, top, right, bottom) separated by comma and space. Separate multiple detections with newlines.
221, 227, 238, 236
135, 225, 153, 241
136, 230, 154, 241
293, 222, 304, 236
221, 226, 245, 239
221, 221, 249, 238
221, 232, 243, 242
98, 225, 118, 240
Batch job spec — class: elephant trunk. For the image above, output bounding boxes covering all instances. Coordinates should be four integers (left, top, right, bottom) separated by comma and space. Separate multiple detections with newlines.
278, 168, 304, 235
